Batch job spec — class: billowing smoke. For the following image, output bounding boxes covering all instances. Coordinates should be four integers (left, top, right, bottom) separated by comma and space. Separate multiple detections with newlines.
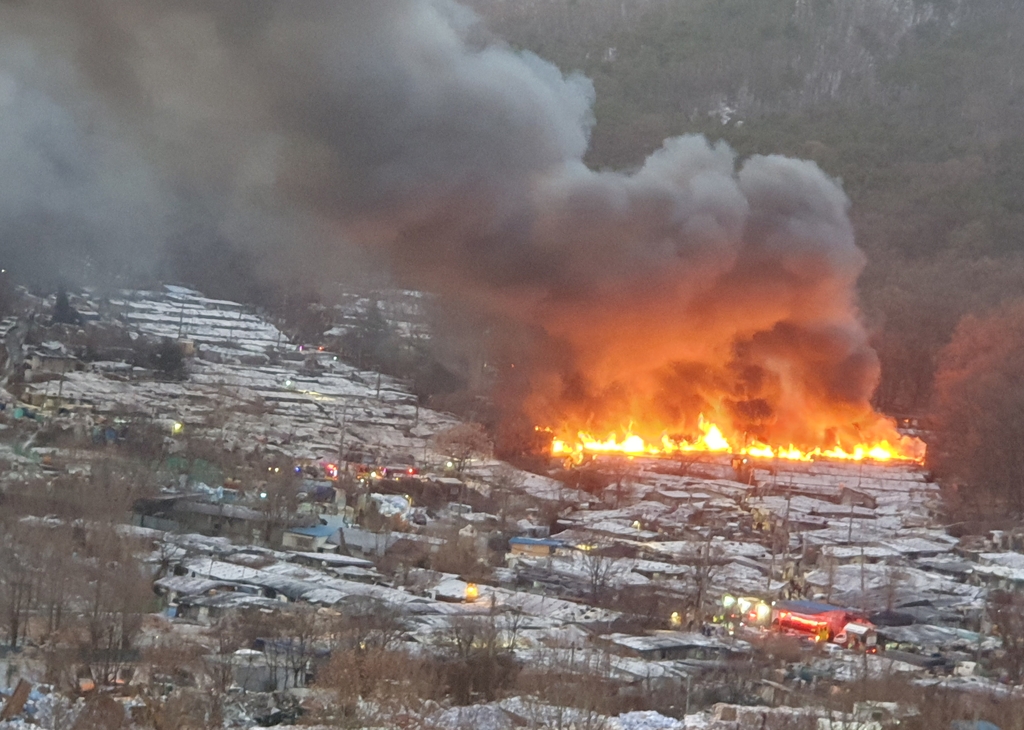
522, 144, 881, 448
0, 0, 893, 448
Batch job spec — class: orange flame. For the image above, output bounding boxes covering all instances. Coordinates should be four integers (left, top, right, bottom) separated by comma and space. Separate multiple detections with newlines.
544, 414, 924, 464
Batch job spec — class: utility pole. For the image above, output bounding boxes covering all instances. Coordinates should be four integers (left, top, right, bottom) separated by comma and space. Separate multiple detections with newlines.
783, 493, 792, 588
176, 299, 186, 339
860, 544, 867, 612
337, 399, 350, 474
55, 356, 67, 410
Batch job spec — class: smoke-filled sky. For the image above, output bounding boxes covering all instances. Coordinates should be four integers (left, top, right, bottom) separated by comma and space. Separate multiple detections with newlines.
1, 0, 890, 446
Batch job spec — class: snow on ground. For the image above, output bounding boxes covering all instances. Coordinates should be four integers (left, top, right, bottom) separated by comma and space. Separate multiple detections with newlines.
28, 286, 462, 466
467, 460, 581, 503
115, 286, 283, 354
613, 710, 687, 730
427, 704, 515, 730
13, 285, 1019, 725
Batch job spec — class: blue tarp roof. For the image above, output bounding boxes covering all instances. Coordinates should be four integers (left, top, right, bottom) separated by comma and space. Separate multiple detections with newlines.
509, 536, 564, 548
286, 524, 339, 538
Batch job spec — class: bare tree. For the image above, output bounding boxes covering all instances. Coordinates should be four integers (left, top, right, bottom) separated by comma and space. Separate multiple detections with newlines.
317, 645, 441, 727
930, 300, 1024, 516
490, 464, 524, 527
607, 459, 638, 509
429, 524, 488, 582
882, 565, 907, 611
432, 423, 492, 476
71, 694, 129, 730
205, 615, 245, 700
988, 590, 1024, 683
823, 555, 838, 605
686, 533, 722, 628
326, 596, 404, 652
79, 531, 153, 687
0, 519, 44, 649
499, 605, 526, 652
255, 460, 301, 545
439, 614, 519, 704
514, 648, 617, 730
274, 606, 323, 690
580, 550, 624, 605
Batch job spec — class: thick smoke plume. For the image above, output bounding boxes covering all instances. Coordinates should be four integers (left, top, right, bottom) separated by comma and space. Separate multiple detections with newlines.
0, 0, 893, 448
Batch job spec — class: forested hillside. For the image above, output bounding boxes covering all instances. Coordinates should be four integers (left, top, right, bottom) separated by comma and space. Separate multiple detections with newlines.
468, 0, 1024, 416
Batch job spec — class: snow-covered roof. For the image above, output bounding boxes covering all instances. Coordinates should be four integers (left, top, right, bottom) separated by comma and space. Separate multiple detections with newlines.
286, 551, 374, 568
878, 623, 1001, 652
602, 631, 751, 655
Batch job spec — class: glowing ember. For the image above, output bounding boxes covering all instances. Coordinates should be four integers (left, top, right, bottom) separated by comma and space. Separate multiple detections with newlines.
543, 414, 925, 464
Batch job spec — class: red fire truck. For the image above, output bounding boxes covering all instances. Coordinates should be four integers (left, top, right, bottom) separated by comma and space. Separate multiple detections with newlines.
772, 600, 859, 642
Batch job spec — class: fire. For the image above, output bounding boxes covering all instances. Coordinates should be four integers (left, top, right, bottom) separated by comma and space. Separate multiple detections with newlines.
544, 414, 924, 464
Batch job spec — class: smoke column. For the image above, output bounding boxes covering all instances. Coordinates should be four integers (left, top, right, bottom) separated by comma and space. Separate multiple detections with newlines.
0, 0, 892, 447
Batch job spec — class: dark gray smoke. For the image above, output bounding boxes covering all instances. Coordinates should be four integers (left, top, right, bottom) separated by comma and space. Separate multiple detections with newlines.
0, 14, 167, 283
0, 0, 892, 447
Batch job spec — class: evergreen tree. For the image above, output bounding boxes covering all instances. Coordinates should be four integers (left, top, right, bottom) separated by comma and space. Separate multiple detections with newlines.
51, 289, 81, 326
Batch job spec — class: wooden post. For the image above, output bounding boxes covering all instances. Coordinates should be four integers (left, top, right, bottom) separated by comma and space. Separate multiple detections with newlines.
0, 680, 31, 720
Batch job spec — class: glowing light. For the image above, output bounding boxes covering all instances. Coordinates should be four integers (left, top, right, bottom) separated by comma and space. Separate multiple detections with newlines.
703, 422, 730, 451
465, 583, 479, 602
546, 413, 924, 465
670, 611, 682, 627
171, 422, 184, 435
